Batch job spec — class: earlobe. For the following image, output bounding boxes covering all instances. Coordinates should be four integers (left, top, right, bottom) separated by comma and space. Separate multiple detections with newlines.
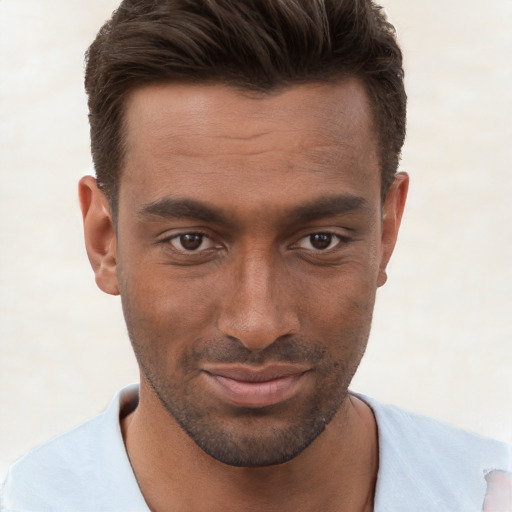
377, 172, 409, 287
78, 176, 119, 296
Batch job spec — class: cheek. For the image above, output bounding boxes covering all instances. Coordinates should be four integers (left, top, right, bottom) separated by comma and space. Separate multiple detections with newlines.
117, 263, 222, 357
293, 265, 378, 373
297, 256, 379, 325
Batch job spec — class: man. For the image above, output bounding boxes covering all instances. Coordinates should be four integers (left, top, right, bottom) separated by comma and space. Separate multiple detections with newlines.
1, 0, 511, 511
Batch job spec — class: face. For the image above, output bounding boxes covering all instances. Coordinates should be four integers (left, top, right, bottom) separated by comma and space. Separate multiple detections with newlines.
81, 80, 407, 467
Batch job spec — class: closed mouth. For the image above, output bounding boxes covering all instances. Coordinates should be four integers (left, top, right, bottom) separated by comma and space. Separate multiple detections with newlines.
202, 364, 310, 408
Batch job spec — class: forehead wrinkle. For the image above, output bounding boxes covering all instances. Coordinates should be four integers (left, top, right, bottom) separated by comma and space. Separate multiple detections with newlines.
139, 128, 346, 156
123, 83, 377, 172
129, 131, 354, 166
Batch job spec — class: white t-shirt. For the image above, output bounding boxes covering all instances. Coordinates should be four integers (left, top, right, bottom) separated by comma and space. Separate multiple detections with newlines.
2, 384, 511, 511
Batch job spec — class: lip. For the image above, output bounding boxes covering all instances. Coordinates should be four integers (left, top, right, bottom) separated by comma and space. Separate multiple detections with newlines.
202, 365, 309, 408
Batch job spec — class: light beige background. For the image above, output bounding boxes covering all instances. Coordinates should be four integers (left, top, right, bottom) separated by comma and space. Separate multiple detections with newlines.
1, 0, 511, 479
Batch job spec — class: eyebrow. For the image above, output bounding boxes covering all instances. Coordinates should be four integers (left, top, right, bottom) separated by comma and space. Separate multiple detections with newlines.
287, 194, 373, 225
138, 194, 372, 226
139, 198, 231, 225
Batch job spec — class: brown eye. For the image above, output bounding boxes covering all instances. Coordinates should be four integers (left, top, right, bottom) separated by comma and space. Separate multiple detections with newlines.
294, 232, 343, 251
169, 233, 215, 252
179, 234, 203, 250
309, 233, 333, 250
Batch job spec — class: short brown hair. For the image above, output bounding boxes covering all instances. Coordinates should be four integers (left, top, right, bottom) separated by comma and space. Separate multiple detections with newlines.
85, 0, 406, 213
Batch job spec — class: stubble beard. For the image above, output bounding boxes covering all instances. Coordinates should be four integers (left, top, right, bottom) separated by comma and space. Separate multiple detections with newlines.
130, 331, 369, 468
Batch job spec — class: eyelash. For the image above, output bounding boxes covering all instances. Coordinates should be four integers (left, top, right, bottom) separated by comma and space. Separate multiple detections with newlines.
160, 230, 350, 255
294, 232, 349, 252
164, 232, 217, 253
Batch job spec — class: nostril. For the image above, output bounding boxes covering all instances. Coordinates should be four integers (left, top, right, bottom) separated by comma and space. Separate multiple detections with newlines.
217, 303, 300, 352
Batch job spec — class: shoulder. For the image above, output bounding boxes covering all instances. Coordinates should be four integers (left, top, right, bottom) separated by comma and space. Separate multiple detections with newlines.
1, 384, 146, 512
366, 395, 511, 469
365, 395, 511, 460
2, 413, 103, 511
358, 394, 512, 512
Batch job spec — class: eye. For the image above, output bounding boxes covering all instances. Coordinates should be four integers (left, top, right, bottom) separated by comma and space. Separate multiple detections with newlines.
169, 233, 216, 252
296, 232, 343, 251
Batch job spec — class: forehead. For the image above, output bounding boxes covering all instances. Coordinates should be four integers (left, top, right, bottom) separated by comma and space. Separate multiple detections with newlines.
123, 79, 375, 154
120, 80, 380, 208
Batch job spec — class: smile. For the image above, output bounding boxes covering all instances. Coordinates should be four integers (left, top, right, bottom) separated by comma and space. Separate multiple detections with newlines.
202, 365, 310, 408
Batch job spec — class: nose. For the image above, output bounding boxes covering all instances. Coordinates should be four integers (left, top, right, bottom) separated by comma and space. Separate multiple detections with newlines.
217, 249, 300, 351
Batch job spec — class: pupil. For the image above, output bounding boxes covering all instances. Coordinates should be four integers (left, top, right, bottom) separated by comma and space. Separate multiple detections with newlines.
311, 233, 332, 250
180, 234, 203, 250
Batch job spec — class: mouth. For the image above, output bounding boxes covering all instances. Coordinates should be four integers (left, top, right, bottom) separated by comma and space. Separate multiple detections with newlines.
202, 365, 310, 408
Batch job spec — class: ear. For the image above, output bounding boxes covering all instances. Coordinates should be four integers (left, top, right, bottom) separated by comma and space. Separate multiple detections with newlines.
377, 172, 409, 287
78, 176, 119, 295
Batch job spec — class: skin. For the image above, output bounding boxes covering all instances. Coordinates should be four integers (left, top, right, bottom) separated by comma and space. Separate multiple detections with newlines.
79, 79, 408, 511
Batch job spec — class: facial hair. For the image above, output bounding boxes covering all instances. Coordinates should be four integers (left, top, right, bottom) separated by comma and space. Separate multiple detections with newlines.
130, 331, 368, 468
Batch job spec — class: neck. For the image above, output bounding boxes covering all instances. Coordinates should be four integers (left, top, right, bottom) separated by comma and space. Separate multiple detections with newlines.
122, 382, 378, 512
